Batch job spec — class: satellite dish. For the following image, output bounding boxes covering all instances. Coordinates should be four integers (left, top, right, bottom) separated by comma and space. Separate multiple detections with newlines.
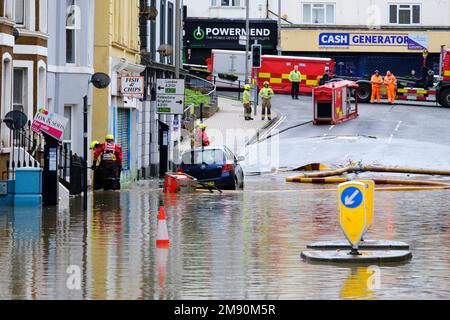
3, 110, 28, 130
90, 72, 111, 89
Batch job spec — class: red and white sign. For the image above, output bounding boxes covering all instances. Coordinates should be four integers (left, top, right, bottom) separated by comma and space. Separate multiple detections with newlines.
121, 76, 144, 98
31, 109, 69, 141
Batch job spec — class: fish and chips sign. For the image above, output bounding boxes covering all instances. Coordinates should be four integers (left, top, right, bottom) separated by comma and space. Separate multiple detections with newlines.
31, 108, 69, 141
121, 76, 144, 99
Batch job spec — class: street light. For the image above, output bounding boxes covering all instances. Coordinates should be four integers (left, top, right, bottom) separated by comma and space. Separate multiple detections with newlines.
83, 72, 111, 211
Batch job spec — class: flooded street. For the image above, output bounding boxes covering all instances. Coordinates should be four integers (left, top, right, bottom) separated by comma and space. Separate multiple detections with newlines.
0, 175, 449, 300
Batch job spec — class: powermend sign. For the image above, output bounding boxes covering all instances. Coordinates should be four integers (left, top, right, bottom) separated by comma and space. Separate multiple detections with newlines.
156, 79, 185, 115
184, 18, 278, 50
319, 33, 428, 50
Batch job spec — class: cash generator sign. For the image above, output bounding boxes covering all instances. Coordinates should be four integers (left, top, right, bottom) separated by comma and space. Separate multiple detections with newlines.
319, 33, 428, 50
192, 26, 272, 41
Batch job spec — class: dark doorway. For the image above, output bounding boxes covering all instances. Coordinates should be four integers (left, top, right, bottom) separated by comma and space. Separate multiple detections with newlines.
158, 120, 169, 178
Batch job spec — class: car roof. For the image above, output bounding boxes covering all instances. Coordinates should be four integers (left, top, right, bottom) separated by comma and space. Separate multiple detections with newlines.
183, 146, 235, 155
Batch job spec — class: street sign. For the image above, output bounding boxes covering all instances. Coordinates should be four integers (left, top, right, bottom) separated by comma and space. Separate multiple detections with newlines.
156, 79, 185, 95
157, 95, 185, 115
338, 181, 367, 249
357, 180, 375, 233
156, 79, 185, 115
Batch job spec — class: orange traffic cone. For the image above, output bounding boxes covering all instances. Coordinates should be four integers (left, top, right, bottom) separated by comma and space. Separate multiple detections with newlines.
156, 206, 170, 248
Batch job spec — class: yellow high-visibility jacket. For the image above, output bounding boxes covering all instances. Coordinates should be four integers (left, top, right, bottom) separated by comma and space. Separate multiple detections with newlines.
243, 90, 251, 104
289, 70, 302, 82
259, 87, 275, 99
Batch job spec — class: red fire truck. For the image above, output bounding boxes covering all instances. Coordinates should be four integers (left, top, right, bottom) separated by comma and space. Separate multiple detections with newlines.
256, 55, 335, 95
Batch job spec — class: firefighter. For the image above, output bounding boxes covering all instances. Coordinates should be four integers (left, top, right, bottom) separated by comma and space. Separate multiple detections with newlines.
259, 81, 274, 121
243, 84, 253, 121
195, 123, 210, 147
289, 65, 302, 100
370, 70, 383, 104
90, 140, 103, 191
384, 71, 397, 104
94, 134, 123, 191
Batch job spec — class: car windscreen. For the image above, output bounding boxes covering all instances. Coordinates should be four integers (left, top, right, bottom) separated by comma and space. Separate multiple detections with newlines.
182, 149, 226, 165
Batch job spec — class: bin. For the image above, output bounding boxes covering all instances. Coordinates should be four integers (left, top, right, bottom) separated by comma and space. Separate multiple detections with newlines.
164, 173, 198, 194
313, 80, 359, 125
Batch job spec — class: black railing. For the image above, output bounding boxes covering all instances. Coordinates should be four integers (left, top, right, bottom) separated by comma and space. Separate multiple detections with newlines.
58, 145, 84, 196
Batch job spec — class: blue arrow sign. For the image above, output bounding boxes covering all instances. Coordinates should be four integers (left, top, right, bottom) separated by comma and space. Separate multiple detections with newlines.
340, 187, 363, 209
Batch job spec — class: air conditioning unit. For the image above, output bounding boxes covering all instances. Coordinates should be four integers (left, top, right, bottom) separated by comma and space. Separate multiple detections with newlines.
141, 6, 158, 20
157, 44, 173, 57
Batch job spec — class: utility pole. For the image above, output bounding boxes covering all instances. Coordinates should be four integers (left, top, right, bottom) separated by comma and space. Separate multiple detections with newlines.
245, 0, 250, 84
175, 0, 181, 78
278, 0, 281, 55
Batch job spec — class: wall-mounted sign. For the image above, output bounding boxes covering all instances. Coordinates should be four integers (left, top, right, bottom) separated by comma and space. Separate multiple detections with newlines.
185, 18, 278, 50
31, 109, 68, 141
121, 76, 144, 98
319, 33, 428, 50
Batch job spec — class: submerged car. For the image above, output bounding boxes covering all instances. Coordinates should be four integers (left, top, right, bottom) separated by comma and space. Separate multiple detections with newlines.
179, 146, 244, 190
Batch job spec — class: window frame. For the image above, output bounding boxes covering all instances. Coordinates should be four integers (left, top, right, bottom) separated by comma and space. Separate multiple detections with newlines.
302, 2, 336, 25
210, 0, 242, 8
388, 3, 421, 25
66, 0, 78, 65
14, 0, 25, 26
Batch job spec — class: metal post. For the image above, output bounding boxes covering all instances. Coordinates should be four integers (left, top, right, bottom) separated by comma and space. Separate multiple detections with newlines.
278, 0, 282, 55
175, 0, 181, 78
245, 0, 250, 84
83, 94, 88, 211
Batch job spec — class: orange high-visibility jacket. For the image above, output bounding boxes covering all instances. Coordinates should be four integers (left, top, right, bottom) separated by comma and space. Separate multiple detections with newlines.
371, 75, 383, 88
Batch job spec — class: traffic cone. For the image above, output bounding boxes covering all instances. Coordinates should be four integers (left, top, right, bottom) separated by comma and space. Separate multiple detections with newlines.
156, 206, 170, 248
157, 247, 169, 286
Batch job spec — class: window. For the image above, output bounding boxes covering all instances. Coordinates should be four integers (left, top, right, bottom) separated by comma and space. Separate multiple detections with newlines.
159, 0, 166, 63
211, 0, 241, 6
303, 3, 335, 24
63, 106, 72, 153
150, 0, 156, 59
13, 69, 25, 113
66, 0, 77, 64
389, 4, 420, 24
15, 0, 24, 25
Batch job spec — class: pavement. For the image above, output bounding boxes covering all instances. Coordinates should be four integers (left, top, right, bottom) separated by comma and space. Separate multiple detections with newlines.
242, 94, 450, 173
180, 96, 279, 157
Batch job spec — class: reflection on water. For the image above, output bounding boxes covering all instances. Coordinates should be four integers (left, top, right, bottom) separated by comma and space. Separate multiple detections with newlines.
0, 175, 449, 300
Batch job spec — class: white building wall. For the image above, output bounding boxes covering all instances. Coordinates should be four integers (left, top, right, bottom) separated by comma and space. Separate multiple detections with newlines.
185, 0, 449, 27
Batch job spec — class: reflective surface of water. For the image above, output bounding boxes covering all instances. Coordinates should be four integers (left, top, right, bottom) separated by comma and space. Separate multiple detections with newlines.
0, 175, 449, 300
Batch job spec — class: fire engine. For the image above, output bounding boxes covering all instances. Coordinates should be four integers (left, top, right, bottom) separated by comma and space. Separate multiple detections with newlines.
336, 47, 450, 108
256, 55, 335, 95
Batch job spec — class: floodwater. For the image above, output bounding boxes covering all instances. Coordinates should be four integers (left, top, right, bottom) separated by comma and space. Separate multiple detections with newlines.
0, 174, 449, 300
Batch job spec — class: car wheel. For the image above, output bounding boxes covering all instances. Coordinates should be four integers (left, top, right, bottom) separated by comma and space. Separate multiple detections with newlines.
232, 177, 239, 190
357, 83, 371, 103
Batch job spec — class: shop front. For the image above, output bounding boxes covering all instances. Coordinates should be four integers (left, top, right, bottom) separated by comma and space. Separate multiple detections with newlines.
184, 18, 278, 66
281, 28, 450, 78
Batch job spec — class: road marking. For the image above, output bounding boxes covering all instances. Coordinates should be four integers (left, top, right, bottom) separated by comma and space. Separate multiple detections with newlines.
394, 121, 402, 132
329, 125, 335, 131
388, 134, 394, 144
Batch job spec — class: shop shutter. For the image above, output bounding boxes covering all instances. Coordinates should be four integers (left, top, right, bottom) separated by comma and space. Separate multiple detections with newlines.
117, 108, 130, 170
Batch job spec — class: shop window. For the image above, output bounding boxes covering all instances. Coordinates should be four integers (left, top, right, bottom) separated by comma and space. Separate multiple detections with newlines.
389, 4, 421, 25
211, 0, 241, 7
303, 3, 335, 24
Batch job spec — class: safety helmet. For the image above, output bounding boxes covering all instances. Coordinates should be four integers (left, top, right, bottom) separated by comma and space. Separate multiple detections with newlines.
90, 140, 100, 150
375, 70, 380, 74
263, 81, 269, 87
199, 123, 207, 130
244, 84, 251, 90
105, 134, 114, 141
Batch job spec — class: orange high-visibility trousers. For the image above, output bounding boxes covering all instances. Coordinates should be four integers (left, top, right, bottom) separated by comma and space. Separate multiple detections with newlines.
387, 85, 396, 104
371, 86, 381, 103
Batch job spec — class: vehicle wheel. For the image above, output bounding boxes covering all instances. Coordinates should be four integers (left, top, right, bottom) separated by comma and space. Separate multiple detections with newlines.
233, 177, 239, 191
357, 83, 371, 103
439, 88, 450, 108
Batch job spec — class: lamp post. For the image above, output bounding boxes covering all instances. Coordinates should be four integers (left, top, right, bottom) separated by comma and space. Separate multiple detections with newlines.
244, 0, 250, 84
83, 72, 111, 211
